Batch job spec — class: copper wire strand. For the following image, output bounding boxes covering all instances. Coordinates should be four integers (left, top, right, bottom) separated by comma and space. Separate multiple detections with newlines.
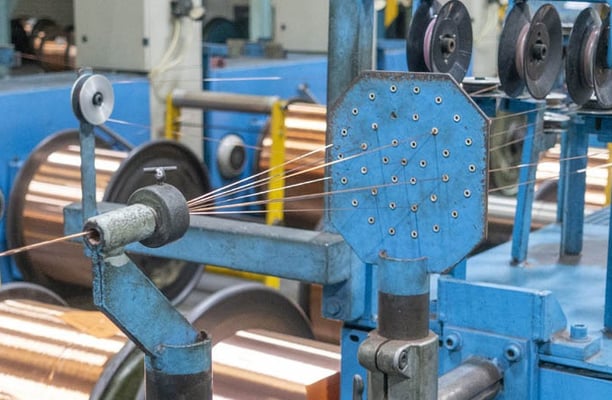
0, 231, 91, 258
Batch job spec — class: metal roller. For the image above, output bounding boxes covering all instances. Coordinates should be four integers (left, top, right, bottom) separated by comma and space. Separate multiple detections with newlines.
0, 283, 317, 400
6, 130, 211, 305
257, 102, 327, 229
407, 0, 473, 83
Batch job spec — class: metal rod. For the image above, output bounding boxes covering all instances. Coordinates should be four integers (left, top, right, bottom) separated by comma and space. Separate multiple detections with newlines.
171, 89, 278, 114
438, 358, 502, 400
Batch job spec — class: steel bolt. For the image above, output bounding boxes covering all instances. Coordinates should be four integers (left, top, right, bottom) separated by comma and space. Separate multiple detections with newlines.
443, 333, 462, 351
504, 343, 522, 362
570, 323, 588, 341
325, 299, 342, 317
397, 350, 409, 370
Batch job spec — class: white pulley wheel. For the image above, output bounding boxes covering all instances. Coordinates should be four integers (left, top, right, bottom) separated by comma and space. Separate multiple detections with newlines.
71, 74, 115, 125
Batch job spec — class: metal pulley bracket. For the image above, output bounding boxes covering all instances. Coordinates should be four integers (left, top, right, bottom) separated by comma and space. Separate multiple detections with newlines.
407, 0, 473, 83
328, 71, 488, 273
71, 72, 115, 125
498, 3, 562, 99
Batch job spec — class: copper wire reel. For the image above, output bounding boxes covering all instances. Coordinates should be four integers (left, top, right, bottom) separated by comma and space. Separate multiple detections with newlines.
407, 0, 473, 82
0, 283, 317, 400
498, 3, 563, 99
6, 130, 211, 305
566, 6, 612, 107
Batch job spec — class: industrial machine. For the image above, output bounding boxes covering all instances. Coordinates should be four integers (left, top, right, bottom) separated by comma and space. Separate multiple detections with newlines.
4, 0, 612, 399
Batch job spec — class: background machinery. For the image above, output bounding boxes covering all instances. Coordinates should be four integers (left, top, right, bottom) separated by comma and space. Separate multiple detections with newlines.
2, 1, 612, 400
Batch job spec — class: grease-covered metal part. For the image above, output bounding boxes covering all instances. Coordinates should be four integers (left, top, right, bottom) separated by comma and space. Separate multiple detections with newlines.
127, 183, 190, 248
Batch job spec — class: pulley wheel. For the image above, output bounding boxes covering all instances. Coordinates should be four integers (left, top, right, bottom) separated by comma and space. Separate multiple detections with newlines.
71, 73, 115, 125
407, 0, 434, 73
595, 7, 612, 108
498, 3, 531, 97
566, 7, 601, 105
524, 4, 562, 99
428, 0, 473, 82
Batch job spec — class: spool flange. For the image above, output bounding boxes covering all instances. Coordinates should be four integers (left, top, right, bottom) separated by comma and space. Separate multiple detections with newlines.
566, 7, 601, 105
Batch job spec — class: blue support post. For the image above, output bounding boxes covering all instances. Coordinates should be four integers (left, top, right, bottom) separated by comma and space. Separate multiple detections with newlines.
510, 99, 545, 264
92, 252, 211, 399
560, 120, 588, 256
605, 192, 612, 331
79, 121, 98, 221
557, 130, 569, 223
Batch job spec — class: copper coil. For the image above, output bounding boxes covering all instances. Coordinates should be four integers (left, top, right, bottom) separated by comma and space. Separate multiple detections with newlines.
258, 103, 327, 229
7, 130, 211, 305
0, 298, 131, 400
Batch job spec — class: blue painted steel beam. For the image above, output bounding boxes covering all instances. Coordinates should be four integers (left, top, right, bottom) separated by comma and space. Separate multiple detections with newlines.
509, 98, 546, 264
327, 0, 374, 107
560, 120, 588, 256
65, 202, 353, 286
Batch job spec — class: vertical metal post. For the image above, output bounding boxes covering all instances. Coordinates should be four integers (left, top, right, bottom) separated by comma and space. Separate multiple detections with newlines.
249, 0, 273, 41
606, 200, 612, 331
510, 100, 544, 264
326, 0, 374, 108
557, 130, 569, 222
79, 121, 98, 222
560, 121, 588, 256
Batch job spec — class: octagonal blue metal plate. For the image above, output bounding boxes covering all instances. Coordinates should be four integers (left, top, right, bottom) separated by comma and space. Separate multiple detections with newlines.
328, 71, 489, 273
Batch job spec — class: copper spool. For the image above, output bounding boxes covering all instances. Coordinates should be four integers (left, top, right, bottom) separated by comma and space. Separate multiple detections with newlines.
258, 103, 327, 229
0, 298, 133, 400
7, 130, 210, 305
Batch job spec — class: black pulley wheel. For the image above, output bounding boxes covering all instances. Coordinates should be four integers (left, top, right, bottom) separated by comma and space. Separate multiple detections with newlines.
407, 0, 434, 73
524, 4, 562, 99
428, 0, 473, 82
595, 7, 612, 108
566, 7, 601, 105
498, 3, 531, 97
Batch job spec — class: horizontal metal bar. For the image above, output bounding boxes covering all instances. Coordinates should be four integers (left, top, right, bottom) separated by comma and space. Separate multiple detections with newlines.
65, 202, 352, 285
171, 89, 279, 114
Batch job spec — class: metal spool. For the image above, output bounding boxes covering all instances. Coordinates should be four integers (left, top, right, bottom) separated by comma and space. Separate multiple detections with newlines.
498, 3, 562, 99
595, 7, 612, 107
257, 102, 327, 229
0, 283, 312, 399
407, 0, 473, 83
566, 7, 601, 105
7, 130, 211, 305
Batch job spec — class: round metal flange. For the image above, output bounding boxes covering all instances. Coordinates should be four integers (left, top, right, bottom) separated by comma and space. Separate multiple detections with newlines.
71, 73, 115, 125
0, 282, 67, 305
407, 1, 435, 73
566, 7, 601, 105
428, 0, 473, 82
595, 7, 612, 108
498, 3, 531, 97
524, 4, 562, 99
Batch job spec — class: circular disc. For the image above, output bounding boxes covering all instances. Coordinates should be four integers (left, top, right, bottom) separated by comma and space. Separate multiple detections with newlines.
429, 0, 473, 82
72, 74, 115, 125
524, 4, 562, 99
566, 7, 600, 105
498, 3, 531, 97
407, 1, 435, 72
595, 7, 612, 107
